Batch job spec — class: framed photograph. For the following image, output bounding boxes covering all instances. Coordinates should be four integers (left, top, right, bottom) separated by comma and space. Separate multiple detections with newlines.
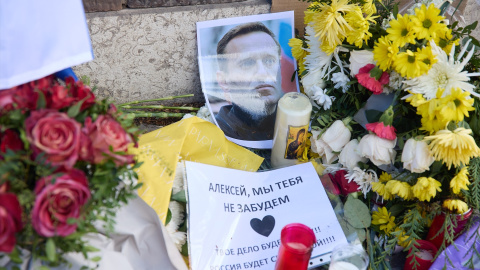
196, 11, 299, 149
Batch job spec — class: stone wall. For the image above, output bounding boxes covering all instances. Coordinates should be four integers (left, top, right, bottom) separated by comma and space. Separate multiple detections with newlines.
73, 0, 270, 104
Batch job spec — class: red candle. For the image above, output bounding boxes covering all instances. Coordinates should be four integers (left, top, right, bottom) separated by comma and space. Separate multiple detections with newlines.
403, 240, 438, 270
275, 223, 316, 270
427, 208, 472, 249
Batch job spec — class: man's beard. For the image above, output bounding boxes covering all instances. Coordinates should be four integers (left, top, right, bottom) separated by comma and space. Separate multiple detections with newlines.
227, 91, 277, 121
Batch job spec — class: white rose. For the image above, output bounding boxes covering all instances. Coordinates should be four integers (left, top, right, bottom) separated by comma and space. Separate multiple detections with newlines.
349, 50, 375, 76
310, 120, 351, 164
401, 138, 435, 173
358, 134, 396, 166
321, 120, 351, 152
339, 139, 368, 170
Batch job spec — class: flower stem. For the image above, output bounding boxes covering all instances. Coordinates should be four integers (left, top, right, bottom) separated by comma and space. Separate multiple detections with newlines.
126, 112, 186, 118
117, 94, 194, 106
121, 105, 199, 111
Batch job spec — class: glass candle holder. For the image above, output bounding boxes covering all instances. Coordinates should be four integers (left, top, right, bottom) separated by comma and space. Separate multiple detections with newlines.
274, 223, 316, 270
328, 243, 369, 270
271, 92, 312, 168
427, 208, 472, 249
403, 240, 438, 270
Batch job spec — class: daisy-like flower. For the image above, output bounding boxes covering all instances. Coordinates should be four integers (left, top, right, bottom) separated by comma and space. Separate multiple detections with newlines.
418, 45, 437, 68
450, 167, 470, 194
379, 172, 392, 183
308, 85, 336, 110
386, 180, 413, 200
289, 38, 307, 75
424, 127, 480, 169
443, 199, 469, 214
383, 71, 402, 94
373, 36, 399, 71
372, 181, 395, 200
439, 88, 475, 122
412, 177, 441, 201
362, 0, 376, 15
372, 207, 396, 235
410, 4, 448, 40
331, 72, 350, 92
356, 64, 390, 94
403, 41, 480, 100
311, 0, 358, 54
394, 49, 429, 78
434, 28, 459, 54
387, 14, 416, 47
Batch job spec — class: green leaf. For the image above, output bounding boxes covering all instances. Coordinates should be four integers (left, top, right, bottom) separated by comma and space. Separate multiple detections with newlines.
46, 238, 57, 262
181, 242, 189, 256
36, 90, 47, 109
84, 245, 101, 252
68, 99, 85, 118
91, 256, 102, 262
393, 4, 399, 19
39, 267, 51, 270
171, 191, 187, 203
165, 208, 172, 225
344, 197, 371, 229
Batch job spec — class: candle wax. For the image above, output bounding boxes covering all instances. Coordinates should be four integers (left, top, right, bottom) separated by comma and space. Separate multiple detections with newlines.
416, 250, 433, 260
329, 261, 360, 270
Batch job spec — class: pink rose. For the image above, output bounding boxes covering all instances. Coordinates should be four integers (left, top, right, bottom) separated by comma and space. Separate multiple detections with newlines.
32, 169, 90, 237
0, 193, 23, 253
65, 77, 96, 110
85, 115, 134, 165
46, 84, 75, 110
0, 88, 16, 114
25, 110, 81, 169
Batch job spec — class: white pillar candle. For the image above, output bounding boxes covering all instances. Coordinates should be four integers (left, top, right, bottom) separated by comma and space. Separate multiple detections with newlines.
271, 92, 312, 168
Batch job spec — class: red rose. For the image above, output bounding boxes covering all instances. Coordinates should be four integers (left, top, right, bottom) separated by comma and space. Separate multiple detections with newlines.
0, 193, 23, 253
13, 85, 38, 110
85, 115, 134, 165
32, 169, 90, 237
65, 77, 95, 110
331, 170, 360, 196
0, 89, 16, 114
25, 110, 81, 169
0, 129, 24, 154
46, 84, 75, 110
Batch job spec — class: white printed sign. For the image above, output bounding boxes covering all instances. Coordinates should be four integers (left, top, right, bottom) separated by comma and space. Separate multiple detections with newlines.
185, 162, 348, 270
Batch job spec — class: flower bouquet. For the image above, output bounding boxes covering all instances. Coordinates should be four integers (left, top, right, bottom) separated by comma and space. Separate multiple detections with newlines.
290, 0, 480, 268
0, 75, 141, 268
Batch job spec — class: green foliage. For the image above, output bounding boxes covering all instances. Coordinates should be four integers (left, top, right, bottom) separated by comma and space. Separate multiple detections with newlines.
344, 196, 372, 228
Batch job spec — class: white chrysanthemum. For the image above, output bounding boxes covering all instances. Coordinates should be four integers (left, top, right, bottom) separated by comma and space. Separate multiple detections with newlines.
182, 106, 214, 123
166, 201, 187, 251
172, 162, 185, 194
303, 25, 334, 79
383, 71, 402, 94
405, 0, 448, 14
346, 167, 378, 198
331, 72, 350, 92
307, 85, 335, 110
403, 41, 480, 100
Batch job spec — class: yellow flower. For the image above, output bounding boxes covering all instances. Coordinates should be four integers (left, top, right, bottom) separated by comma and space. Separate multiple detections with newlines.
443, 199, 469, 214
311, 0, 358, 54
372, 182, 394, 200
424, 128, 480, 169
394, 49, 429, 78
434, 28, 459, 54
289, 38, 307, 61
411, 4, 448, 40
440, 88, 475, 122
412, 177, 442, 202
304, 4, 320, 25
395, 228, 411, 248
379, 172, 392, 183
386, 180, 413, 200
450, 167, 470, 194
362, 0, 376, 15
406, 92, 428, 107
345, 7, 372, 48
372, 207, 396, 234
373, 36, 399, 71
387, 14, 416, 47
420, 114, 448, 134
417, 45, 437, 68
414, 89, 448, 133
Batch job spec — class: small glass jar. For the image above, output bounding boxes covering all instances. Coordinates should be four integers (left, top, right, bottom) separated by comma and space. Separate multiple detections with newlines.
328, 243, 369, 270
